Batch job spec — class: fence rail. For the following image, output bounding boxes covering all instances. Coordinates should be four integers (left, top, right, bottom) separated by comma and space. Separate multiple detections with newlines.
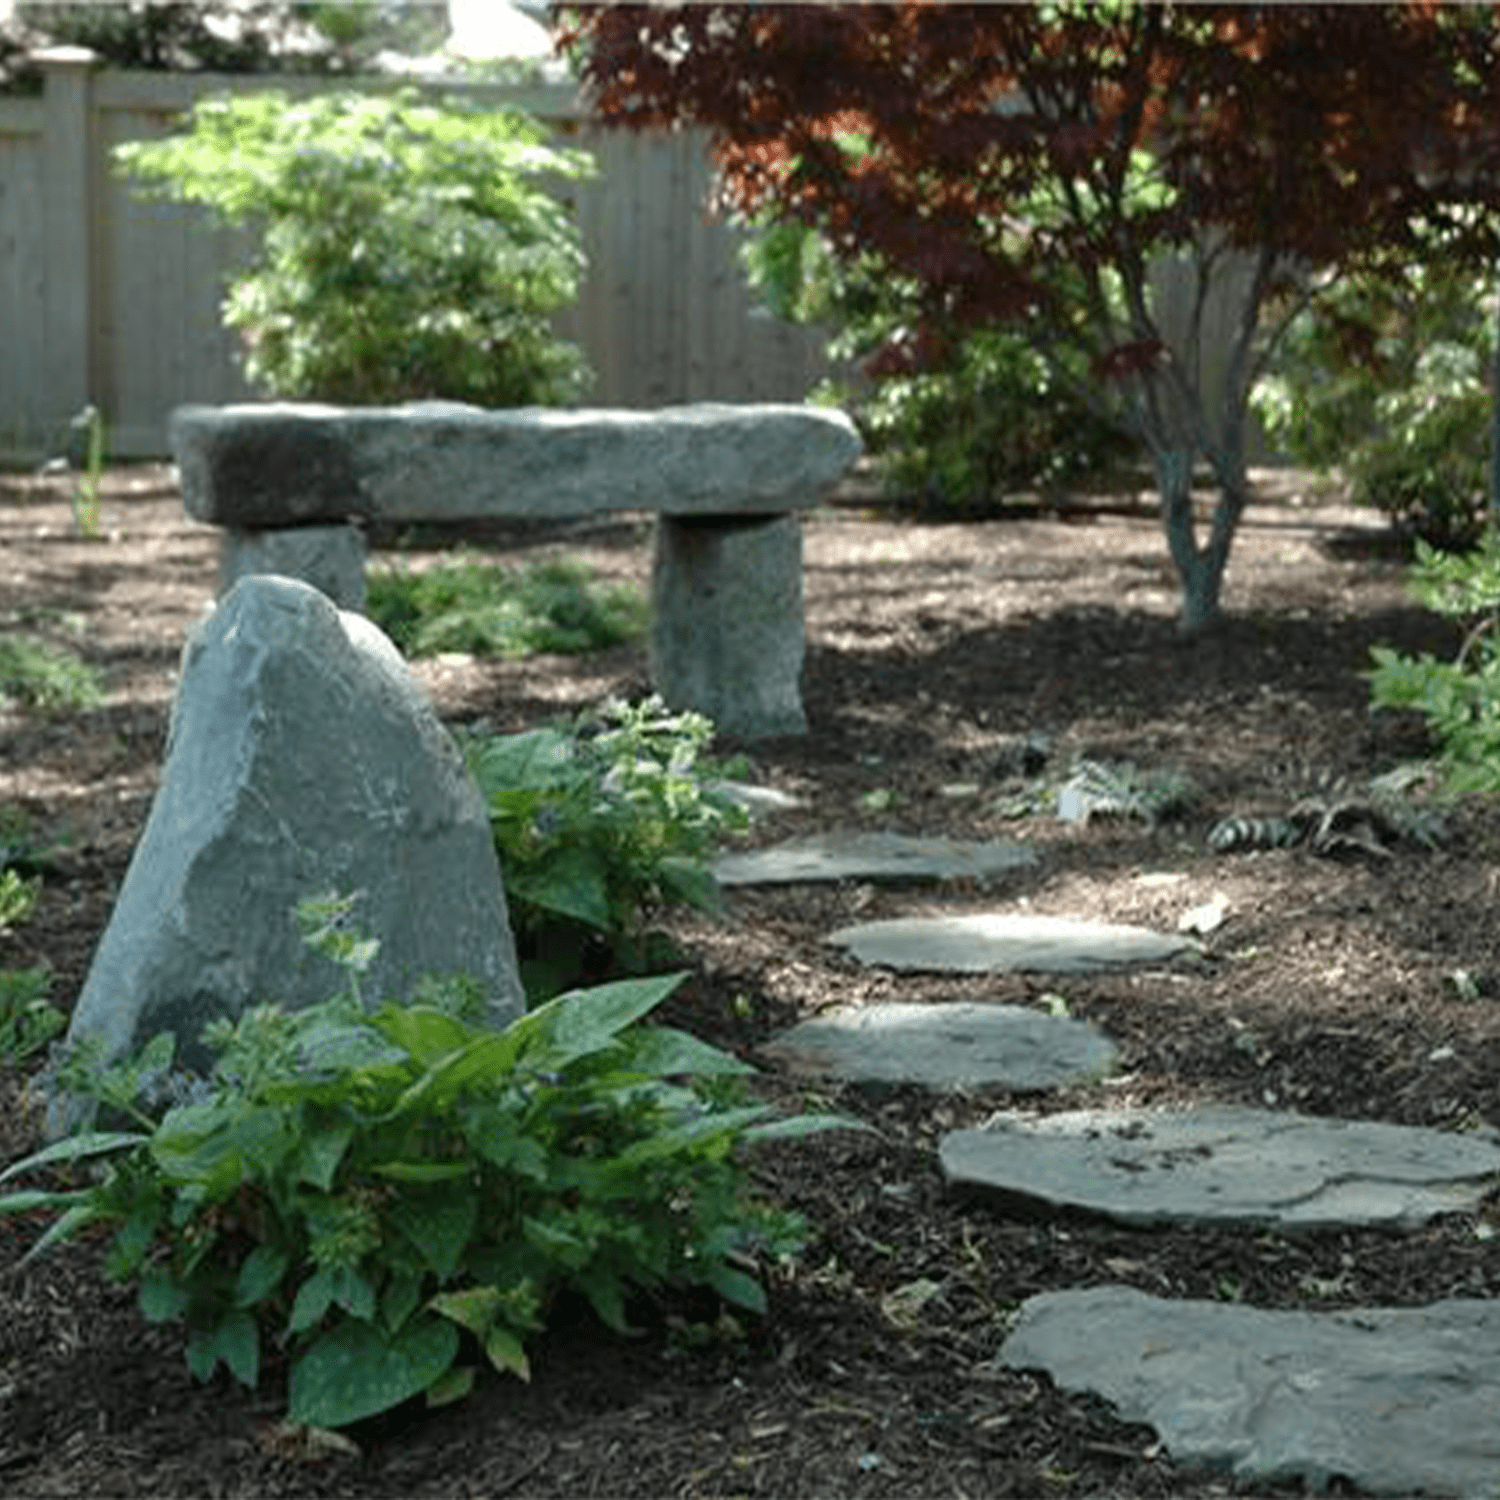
0, 54, 833, 462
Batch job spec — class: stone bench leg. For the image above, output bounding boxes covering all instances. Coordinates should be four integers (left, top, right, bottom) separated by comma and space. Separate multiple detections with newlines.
650, 514, 806, 740
221, 523, 368, 611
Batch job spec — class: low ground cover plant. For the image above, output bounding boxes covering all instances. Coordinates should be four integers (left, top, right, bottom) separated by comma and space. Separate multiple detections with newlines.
0, 632, 104, 713
366, 554, 645, 661
466, 698, 748, 1000
1368, 529, 1500, 792
0, 896, 845, 1430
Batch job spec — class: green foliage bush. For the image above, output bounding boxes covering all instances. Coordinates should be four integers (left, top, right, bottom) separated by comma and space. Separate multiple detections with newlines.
0, 634, 104, 713
1368, 530, 1500, 792
467, 698, 748, 1000
1253, 260, 1495, 548
743, 222, 1130, 515
366, 555, 646, 660
115, 88, 594, 406
0, 897, 845, 1430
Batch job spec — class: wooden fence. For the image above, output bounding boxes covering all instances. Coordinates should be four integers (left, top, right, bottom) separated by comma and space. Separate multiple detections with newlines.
0, 52, 833, 462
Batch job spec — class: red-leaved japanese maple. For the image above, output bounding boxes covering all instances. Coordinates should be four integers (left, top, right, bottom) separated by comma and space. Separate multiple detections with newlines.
562, 2, 1500, 630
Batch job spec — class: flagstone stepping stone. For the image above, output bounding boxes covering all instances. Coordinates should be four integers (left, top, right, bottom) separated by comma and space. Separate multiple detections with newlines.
941, 1105, 1500, 1232
827, 913, 1191, 974
710, 780, 805, 818
713, 831, 1035, 887
760, 1001, 1117, 1090
1002, 1284, 1500, 1497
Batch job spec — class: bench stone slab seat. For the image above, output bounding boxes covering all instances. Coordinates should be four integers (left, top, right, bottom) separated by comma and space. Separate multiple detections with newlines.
171, 401, 864, 740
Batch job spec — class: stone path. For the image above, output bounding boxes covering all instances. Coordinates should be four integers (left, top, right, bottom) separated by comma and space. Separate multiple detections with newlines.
826, 911, 1193, 973
730, 828, 1500, 1497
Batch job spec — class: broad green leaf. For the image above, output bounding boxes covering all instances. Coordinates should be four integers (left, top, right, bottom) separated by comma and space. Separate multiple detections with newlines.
617, 1026, 757, 1079
428, 1285, 501, 1336
388, 1191, 476, 1282
289, 1263, 337, 1335
0, 1130, 148, 1185
703, 1260, 768, 1316
12, 1200, 113, 1268
370, 1160, 470, 1183
610, 1106, 771, 1170
369, 1005, 471, 1068
424, 1365, 475, 1408
411, 1033, 528, 1107
508, 846, 612, 930
466, 1114, 548, 1180
483, 1324, 531, 1381
577, 1268, 631, 1334
295, 1124, 355, 1192
289, 1315, 460, 1429
105, 1200, 162, 1280
236, 1245, 290, 1308
189, 1309, 260, 1388
382, 1267, 424, 1334
0, 1188, 85, 1214
139, 1266, 188, 1323
514, 973, 685, 1071
331, 1263, 377, 1322
522, 1213, 585, 1265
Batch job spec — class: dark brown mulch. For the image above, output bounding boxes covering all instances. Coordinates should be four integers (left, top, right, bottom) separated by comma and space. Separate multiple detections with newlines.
3, 463, 1500, 1498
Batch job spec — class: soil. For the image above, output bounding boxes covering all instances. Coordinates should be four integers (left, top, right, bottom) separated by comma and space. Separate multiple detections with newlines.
4, 462, 1500, 1499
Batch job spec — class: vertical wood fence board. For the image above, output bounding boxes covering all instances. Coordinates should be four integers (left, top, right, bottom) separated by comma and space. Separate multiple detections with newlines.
0, 113, 48, 457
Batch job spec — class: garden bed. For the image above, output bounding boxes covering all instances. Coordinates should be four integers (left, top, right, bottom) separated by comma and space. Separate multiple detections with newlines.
3, 463, 1499, 1498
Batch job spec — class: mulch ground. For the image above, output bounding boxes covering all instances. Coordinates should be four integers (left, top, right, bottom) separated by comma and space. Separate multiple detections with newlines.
3, 462, 1500, 1498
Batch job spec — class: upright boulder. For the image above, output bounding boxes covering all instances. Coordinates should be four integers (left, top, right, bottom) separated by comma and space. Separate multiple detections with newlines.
62, 575, 524, 1085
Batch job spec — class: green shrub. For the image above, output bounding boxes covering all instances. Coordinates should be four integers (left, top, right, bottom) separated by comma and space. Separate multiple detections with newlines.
367, 555, 646, 660
466, 698, 748, 1000
1253, 259, 1495, 547
0, 634, 104, 713
115, 88, 594, 407
0, 897, 848, 1430
743, 220, 1129, 515
0, 869, 38, 935
1368, 530, 1500, 792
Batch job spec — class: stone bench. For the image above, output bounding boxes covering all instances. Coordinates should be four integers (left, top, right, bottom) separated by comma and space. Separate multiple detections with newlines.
169, 401, 863, 739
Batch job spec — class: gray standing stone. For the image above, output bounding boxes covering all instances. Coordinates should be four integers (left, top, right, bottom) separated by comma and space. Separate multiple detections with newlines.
650, 514, 806, 739
761, 1001, 1117, 1090
1002, 1284, 1500, 1497
61, 575, 523, 1087
941, 1105, 1500, 1231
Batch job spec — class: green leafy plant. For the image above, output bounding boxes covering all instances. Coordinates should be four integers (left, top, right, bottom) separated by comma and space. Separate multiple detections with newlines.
0, 869, 39, 934
0, 634, 104, 713
1368, 530, 1500, 792
466, 698, 748, 1000
367, 554, 646, 660
114, 88, 595, 406
1253, 257, 1495, 548
68, 403, 105, 541
0, 896, 846, 1430
0, 968, 64, 1064
743, 220, 1128, 515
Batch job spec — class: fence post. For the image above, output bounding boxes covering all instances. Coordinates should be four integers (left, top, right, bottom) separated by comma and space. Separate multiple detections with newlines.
37, 45, 98, 454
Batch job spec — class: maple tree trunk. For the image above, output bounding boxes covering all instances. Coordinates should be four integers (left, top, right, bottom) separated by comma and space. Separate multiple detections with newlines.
1154, 450, 1248, 635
